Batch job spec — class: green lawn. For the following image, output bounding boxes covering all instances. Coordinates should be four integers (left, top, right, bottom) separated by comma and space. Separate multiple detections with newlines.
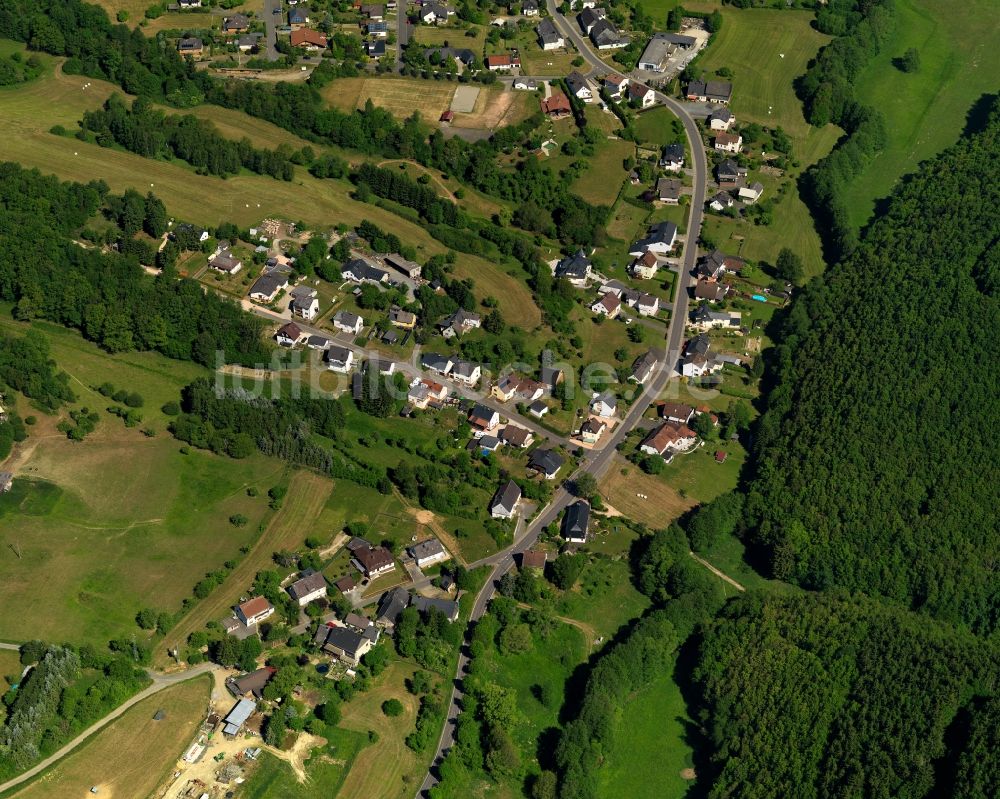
571, 137, 635, 207
844, 0, 1000, 228
597, 664, 695, 799
555, 553, 650, 641
632, 106, 685, 149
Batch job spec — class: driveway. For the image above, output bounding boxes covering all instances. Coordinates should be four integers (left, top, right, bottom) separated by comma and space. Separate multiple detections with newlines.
262, 0, 283, 61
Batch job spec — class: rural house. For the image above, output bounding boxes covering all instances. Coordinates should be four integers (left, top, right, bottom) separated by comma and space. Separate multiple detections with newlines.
324, 345, 354, 373
275, 321, 305, 347
640, 422, 697, 457
236, 597, 274, 627
660, 142, 685, 170
408, 538, 449, 568
714, 132, 743, 153
562, 500, 590, 543
685, 79, 732, 103
500, 425, 534, 448
555, 249, 592, 285
708, 107, 733, 130
249, 273, 288, 303
566, 71, 594, 102
529, 448, 564, 479
629, 350, 659, 384
287, 572, 328, 606
537, 17, 564, 49
333, 311, 364, 335
629, 221, 677, 257
314, 622, 380, 666
489, 480, 522, 519
590, 391, 617, 418
226, 667, 276, 699
660, 402, 694, 424
656, 177, 682, 204
579, 417, 607, 444
351, 543, 395, 578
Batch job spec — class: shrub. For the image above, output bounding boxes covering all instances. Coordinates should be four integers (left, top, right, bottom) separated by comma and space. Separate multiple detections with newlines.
382, 698, 404, 717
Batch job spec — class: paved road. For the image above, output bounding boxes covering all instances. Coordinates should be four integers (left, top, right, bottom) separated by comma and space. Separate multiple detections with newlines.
414, 8, 707, 793
262, 0, 282, 61
396, 3, 411, 70
0, 663, 217, 796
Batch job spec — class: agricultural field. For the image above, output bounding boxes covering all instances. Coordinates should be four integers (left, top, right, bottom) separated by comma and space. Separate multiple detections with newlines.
5, 676, 210, 799
596, 666, 695, 799
600, 456, 696, 529
322, 76, 457, 122
843, 0, 1000, 228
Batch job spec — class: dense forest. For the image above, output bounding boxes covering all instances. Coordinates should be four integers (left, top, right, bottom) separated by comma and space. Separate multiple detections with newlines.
694, 593, 999, 799
747, 99, 1000, 633
0, 163, 268, 367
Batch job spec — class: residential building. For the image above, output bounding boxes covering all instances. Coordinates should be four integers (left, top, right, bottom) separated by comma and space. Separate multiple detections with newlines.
577, 7, 605, 34
660, 402, 694, 425
579, 417, 606, 444
565, 71, 593, 102
541, 91, 572, 118
389, 308, 417, 329
697, 250, 744, 280
714, 132, 743, 153
716, 158, 748, 186
177, 37, 204, 58
222, 13, 250, 32
333, 310, 364, 335
528, 448, 564, 479
682, 333, 723, 378
291, 28, 327, 49
555, 249, 592, 285
521, 0, 539, 14
440, 308, 481, 337
249, 273, 288, 303
324, 345, 354, 373
489, 480, 522, 519
694, 278, 728, 302
562, 500, 590, 543
423, 46, 475, 66
238, 32, 260, 52
288, 7, 310, 28
708, 191, 735, 212
236, 597, 274, 627
627, 82, 656, 108
590, 18, 627, 49
452, 360, 481, 386
291, 294, 319, 320
685, 79, 732, 103
361, 3, 384, 18
410, 595, 460, 621
222, 699, 256, 737
603, 73, 629, 98
631, 250, 660, 279
640, 421, 697, 457
500, 425, 534, 448
514, 77, 539, 90
468, 403, 500, 432
287, 572, 327, 606
314, 622, 379, 666
738, 181, 764, 204
691, 306, 742, 330
376, 587, 411, 628
521, 550, 547, 570
537, 17, 564, 49
540, 364, 564, 392
342, 259, 389, 284
656, 177, 682, 204
351, 543, 395, 578
638, 32, 695, 72
635, 293, 659, 316
630, 350, 659, 384
419, 3, 452, 23
421, 352, 454, 375
275, 322, 305, 347
629, 221, 677, 257
307, 334, 331, 350
590, 292, 621, 318
528, 400, 549, 418
408, 538, 450, 567
660, 142, 685, 171
366, 39, 386, 57
590, 391, 617, 418
708, 107, 733, 130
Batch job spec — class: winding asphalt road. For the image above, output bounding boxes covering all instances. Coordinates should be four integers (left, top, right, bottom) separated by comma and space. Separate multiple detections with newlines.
414, 6, 707, 794
0, 663, 216, 796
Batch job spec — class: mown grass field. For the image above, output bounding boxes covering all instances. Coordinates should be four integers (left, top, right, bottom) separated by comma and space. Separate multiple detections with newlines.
0, 317, 287, 648
597, 666, 694, 799
844, 0, 1000, 228
0, 651, 22, 698
570, 137, 634, 207
5, 676, 210, 799
322, 76, 457, 122
0, 58, 541, 327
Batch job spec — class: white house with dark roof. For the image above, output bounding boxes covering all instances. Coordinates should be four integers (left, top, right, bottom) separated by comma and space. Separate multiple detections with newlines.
629, 221, 677, 257
275, 322, 305, 347
325, 345, 355, 373
287, 572, 327, 606
490, 480, 522, 519
408, 538, 450, 568
555, 249, 592, 286
333, 311, 364, 335
537, 17, 563, 49
565, 71, 594, 102
590, 391, 617, 418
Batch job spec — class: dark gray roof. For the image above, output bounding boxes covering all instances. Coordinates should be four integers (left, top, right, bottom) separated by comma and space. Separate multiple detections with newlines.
556, 249, 592, 279
578, 8, 603, 28
686, 333, 712, 357
424, 46, 475, 64
529, 448, 564, 476
410, 595, 459, 620
662, 142, 684, 162
325, 345, 352, 364
376, 587, 411, 625
409, 538, 445, 560
318, 624, 367, 658
288, 572, 327, 601
421, 352, 452, 372
250, 273, 285, 297
490, 480, 521, 513
631, 350, 659, 379
344, 259, 388, 282
562, 500, 590, 540
566, 71, 590, 96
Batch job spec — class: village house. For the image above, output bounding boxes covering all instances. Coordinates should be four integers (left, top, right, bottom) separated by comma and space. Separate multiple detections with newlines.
603, 73, 629, 98
361, 3, 384, 19
694, 278, 729, 302
708, 107, 734, 131
419, 3, 453, 23
590, 18, 627, 49
514, 77, 539, 90
541, 91, 572, 118
590, 391, 617, 418
222, 13, 250, 33
660, 402, 694, 425
351, 543, 395, 578
691, 306, 742, 331
660, 142, 685, 171
275, 321, 305, 347
291, 28, 328, 49
421, 352, 454, 376
290, 289, 319, 321
468, 403, 501, 433
640, 421, 697, 457
408, 538, 450, 568
440, 308, 481, 338
697, 250, 745, 280
537, 17, 564, 49
627, 82, 656, 108
177, 37, 204, 58
236, 597, 274, 628
528, 448, 564, 480
314, 622, 380, 666
590, 292, 621, 318
493, 373, 545, 403
287, 571, 328, 606
237, 33, 260, 52
554, 249, 592, 285
489, 480, 522, 519
528, 399, 549, 418
686, 79, 732, 104
656, 177, 682, 204
521, 0, 540, 14
562, 500, 590, 543
630, 350, 659, 384
579, 417, 607, 444
333, 310, 365, 336
342, 258, 389, 284
708, 191, 735, 212
308, 334, 331, 350
714, 132, 743, 154
566, 71, 594, 102
500, 424, 534, 448
683, 334, 723, 378
521, 550, 548, 570
738, 182, 765, 204
324, 345, 354, 373
249, 272, 288, 304
452, 360, 481, 387
716, 158, 748, 187
366, 39, 386, 58
631, 250, 660, 280
389, 308, 417, 329
288, 7, 310, 28
635, 292, 660, 316
577, 7, 605, 34
629, 221, 677, 257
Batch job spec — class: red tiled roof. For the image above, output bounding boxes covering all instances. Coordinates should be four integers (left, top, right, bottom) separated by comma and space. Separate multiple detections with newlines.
290, 28, 327, 47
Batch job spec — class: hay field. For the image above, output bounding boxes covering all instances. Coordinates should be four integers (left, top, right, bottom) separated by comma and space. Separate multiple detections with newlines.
599, 456, 696, 529
322, 76, 457, 123
7, 677, 210, 799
